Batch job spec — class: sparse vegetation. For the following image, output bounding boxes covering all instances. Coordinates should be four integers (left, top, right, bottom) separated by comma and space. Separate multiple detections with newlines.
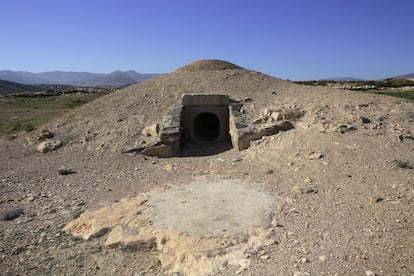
0, 93, 107, 136
363, 90, 414, 101
294, 78, 414, 101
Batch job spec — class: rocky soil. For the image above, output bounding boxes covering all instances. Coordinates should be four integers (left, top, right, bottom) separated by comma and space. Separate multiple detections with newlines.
1, 60, 413, 275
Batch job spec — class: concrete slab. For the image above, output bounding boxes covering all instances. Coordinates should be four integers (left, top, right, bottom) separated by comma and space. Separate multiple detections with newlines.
146, 177, 275, 237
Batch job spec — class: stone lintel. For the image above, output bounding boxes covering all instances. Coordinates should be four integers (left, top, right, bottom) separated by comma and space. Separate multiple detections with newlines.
182, 94, 229, 106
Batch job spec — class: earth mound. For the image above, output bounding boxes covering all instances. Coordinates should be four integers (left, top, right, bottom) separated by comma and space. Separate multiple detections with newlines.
1, 59, 413, 275
175, 59, 244, 72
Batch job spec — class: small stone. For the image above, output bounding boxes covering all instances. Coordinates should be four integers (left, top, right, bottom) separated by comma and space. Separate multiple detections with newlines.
293, 272, 310, 276
2, 208, 24, 221
365, 270, 376, 276
300, 257, 309, 264
25, 195, 35, 202
58, 167, 75, 175
360, 117, 372, 124
308, 152, 324, 160
337, 124, 357, 134
260, 254, 270, 260
232, 157, 243, 162
271, 112, 283, 121
305, 187, 318, 194
37, 140, 63, 153
292, 185, 303, 194
264, 169, 274, 175
318, 255, 327, 262
38, 129, 54, 141
252, 116, 264, 124
304, 177, 313, 183
39, 232, 46, 243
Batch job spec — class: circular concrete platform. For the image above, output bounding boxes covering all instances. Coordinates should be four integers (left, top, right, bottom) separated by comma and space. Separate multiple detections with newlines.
147, 177, 275, 237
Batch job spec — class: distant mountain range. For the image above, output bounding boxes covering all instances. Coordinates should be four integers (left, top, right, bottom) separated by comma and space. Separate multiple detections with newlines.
0, 79, 43, 95
321, 77, 365, 81
0, 70, 162, 88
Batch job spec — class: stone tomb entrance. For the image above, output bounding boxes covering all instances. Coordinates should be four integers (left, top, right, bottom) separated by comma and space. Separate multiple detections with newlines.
139, 93, 294, 157
182, 94, 231, 146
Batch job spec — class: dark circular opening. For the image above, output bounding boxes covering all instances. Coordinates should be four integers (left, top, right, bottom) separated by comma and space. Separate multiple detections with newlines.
193, 112, 220, 141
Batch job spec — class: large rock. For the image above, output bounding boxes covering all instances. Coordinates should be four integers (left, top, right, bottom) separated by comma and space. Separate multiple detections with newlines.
37, 129, 54, 141
36, 140, 63, 153
235, 121, 294, 150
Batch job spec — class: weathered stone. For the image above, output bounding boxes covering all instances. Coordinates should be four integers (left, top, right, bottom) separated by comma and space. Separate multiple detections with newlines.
337, 124, 357, 134
360, 116, 372, 124
264, 169, 274, 175
253, 109, 283, 124
141, 123, 159, 137
58, 167, 75, 175
236, 121, 294, 150
37, 129, 54, 141
308, 151, 324, 160
37, 140, 63, 153
300, 257, 309, 264
270, 112, 283, 121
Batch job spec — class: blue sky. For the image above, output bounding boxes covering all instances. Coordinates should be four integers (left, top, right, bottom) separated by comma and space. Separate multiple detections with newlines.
1, 0, 413, 80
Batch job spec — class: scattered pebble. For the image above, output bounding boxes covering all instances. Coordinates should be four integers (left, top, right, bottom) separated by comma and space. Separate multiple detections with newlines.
304, 177, 313, 183
264, 169, 274, 175
24, 195, 36, 202
305, 187, 318, 194
260, 254, 270, 260
370, 197, 384, 203
360, 117, 372, 124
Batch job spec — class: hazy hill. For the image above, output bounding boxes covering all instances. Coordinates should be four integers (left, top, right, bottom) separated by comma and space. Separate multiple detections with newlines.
0, 79, 43, 95
0, 70, 161, 88
394, 72, 414, 79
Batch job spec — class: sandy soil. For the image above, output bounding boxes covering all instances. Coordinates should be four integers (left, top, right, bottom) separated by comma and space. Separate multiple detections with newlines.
1, 60, 413, 275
